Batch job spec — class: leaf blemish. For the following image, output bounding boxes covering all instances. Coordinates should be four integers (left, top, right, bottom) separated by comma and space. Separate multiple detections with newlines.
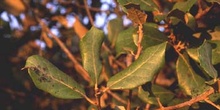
30, 67, 40, 75
38, 76, 51, 83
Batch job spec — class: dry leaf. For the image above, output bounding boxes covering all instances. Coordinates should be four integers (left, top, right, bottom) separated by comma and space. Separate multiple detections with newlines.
126, 7, 147, 25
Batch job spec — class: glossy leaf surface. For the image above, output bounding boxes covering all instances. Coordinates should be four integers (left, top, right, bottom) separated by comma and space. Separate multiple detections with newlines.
107, 42, 167, 89
24, 55, 85, 99
80, 27, 105, 85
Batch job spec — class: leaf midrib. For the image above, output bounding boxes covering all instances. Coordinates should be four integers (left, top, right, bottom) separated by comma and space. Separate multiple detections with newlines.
108, 44, 164, 88
91, 32, 98, 84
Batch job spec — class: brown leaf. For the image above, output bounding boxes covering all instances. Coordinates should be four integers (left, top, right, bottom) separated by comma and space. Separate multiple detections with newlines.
127, 7, 147, 25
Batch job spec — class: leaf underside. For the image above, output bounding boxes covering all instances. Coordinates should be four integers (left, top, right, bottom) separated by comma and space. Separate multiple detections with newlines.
25, 55, 85, 99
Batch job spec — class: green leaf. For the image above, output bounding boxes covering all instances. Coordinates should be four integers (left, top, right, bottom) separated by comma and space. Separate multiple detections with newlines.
154, 14, 166, 22
172, 0, 197, 12
152, 85, 175, 105
142, 23, 168, 49
198, 41, 217, 78
138, 84, 174, 105
24, 55, 85, 99
115, 27, 137, 57
80, 27, 105, 85
139, 0, 159, 12
209, 92, 220, 102
185, 13, 196, 31
117, 0, 159, 12
117, 0, 129, 5
107, 42, 167, 89
115, 23, 167, 57
107, 18, 124, 47
176, 52, 209, 96
209, 40, 220, 65
187, 41, 218, 79
167, 9, 185, 25
138, 87, 158, 105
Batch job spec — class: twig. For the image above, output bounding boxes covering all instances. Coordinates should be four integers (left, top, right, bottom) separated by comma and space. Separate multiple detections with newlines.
127, 90, 132, 110
95, 89, 102, 110
109, 55, 127, 69
106, 90, 127, 104
195, 0, 212, 20
38, 19, 91, 82
83, 0, 94, 26
218, 80, 220, 92
204, 98, 220, 110
135, 24, 144, 59
126, 54, 133, 110
156, 98, 164, 110
145, 104, 150, 110
195, 6, 212, 20
156, 88, 214, 110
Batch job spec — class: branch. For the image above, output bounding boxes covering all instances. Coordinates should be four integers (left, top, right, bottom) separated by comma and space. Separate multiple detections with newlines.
83, 0, 94, 26
135, 24, 144, 59
156, 88, 214, 110
195, 6, 212, 20
195, 0, 213, 20
106, 90, 127, 105
204, 98, 220, 109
